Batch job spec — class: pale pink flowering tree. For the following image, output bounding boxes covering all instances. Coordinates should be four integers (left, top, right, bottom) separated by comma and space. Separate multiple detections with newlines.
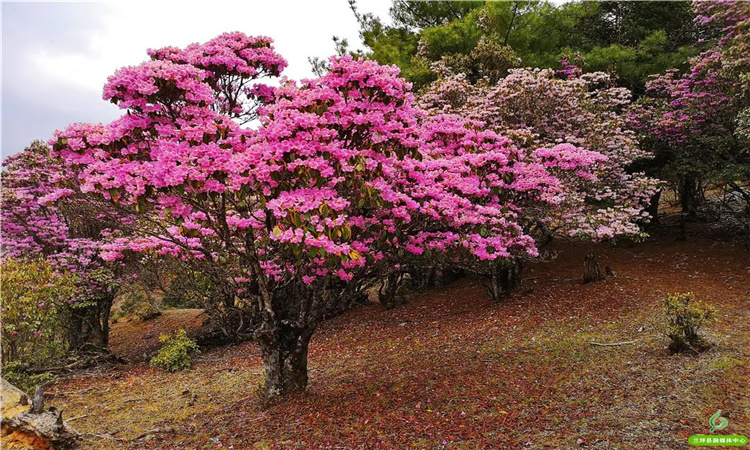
419, 66, 659, 241
50, 32, 604, 396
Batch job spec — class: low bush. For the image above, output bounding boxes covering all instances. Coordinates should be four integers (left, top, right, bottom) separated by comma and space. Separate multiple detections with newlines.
161, 270, 211, 309
2, 360, 58, 394
1, 259, 77, 367
660, 292, 717, 354
150, 329, 200, 372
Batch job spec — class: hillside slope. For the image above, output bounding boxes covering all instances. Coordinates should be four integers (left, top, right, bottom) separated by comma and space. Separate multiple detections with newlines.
46, 235, 750, 449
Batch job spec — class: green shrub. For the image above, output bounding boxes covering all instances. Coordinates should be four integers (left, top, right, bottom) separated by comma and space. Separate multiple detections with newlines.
116, 285, 161, 322
150, 329, 200, 372
2, 360, 58, 394
1, 259, 77, 367
660, 292, 717, 354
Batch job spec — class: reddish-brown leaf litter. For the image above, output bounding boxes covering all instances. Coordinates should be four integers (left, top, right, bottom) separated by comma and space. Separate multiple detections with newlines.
49, 233, 749, 449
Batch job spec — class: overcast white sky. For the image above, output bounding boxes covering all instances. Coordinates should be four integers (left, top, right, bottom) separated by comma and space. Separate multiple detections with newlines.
1, 0, 393, 158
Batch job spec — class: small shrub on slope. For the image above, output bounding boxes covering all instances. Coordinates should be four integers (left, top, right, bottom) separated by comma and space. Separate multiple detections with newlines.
660, 292, 716, 354
150, 329, 200, 372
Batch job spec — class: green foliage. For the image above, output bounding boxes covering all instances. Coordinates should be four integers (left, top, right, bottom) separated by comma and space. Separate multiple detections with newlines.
737, 107, 750, 140
389, 0, 483, 30
568, 38, 696, 94
659, 292, 717, 354
116, 284, 161, 321
577, 1, 696, 50
353, 0, 698, 92
150, 329, 200, 372
480, 1, 575, 56
362, 20, 434, 88
1, 259, 78, 366
2, 360, 58, 394
419, 9, 482, 61
162, 269, 214, 309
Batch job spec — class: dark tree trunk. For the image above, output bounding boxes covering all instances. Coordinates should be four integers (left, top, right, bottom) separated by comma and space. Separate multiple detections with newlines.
67, 294, 114, 353
680, 176, 701, 216
255, 322, 314, 398
205, 305, 259, 343
378, 272, 403, 310
408, 266, 465, 290
407, 267, 433, 290
430, 267, 465, 287
583, 254, 605, 283
677, 176, 702, 241
485, 261, 524, 302
646, 189, 662, 226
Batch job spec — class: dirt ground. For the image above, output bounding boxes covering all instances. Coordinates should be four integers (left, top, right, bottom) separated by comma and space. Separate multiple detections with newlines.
45, 229, 750, 449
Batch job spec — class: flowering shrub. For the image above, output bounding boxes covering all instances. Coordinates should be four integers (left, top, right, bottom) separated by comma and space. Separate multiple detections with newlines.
1, 141, 131, 351
0, 259, 78, 366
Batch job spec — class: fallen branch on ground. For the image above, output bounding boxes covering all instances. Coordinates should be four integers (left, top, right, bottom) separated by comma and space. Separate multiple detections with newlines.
130, 427, 176, 441
84, 427, 175, 443
66, 415, 88, 422
589, 340, 638, 347
27, 354, 123, 374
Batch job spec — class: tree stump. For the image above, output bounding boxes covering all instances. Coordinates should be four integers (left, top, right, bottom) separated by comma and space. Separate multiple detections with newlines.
583, 254, 605, 283
1, 378, 79, 449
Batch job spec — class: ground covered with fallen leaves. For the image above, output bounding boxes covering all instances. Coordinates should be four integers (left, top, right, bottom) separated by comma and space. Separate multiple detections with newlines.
48, 230, 749, 449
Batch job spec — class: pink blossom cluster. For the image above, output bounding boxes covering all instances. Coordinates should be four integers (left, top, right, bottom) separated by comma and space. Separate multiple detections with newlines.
43, 32, 659, 297
148, 31, 287, 124
628, 1, 750, 179
419, 67, 658, 240
693, 1, 750, 75
556, 55, 585, 80
1, 142, 129, 306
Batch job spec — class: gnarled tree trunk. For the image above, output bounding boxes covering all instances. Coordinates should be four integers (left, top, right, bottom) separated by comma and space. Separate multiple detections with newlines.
679, 176, 701, 219
677, 175, 702, 240
254, 322, 315, 398
378, 272, 404, 310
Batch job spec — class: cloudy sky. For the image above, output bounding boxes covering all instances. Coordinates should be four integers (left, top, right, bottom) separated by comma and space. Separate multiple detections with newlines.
1, 0, 392, 158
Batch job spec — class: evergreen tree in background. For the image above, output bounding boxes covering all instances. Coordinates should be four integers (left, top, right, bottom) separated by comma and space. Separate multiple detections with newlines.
346, 0, 698, 93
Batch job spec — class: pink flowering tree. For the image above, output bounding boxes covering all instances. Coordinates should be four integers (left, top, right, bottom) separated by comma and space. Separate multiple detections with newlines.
629, 1, 750, 228
416, 64, 659, 292
419, 66, 659, 245
50, 32, 604, 397
1, 141, 132, 352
